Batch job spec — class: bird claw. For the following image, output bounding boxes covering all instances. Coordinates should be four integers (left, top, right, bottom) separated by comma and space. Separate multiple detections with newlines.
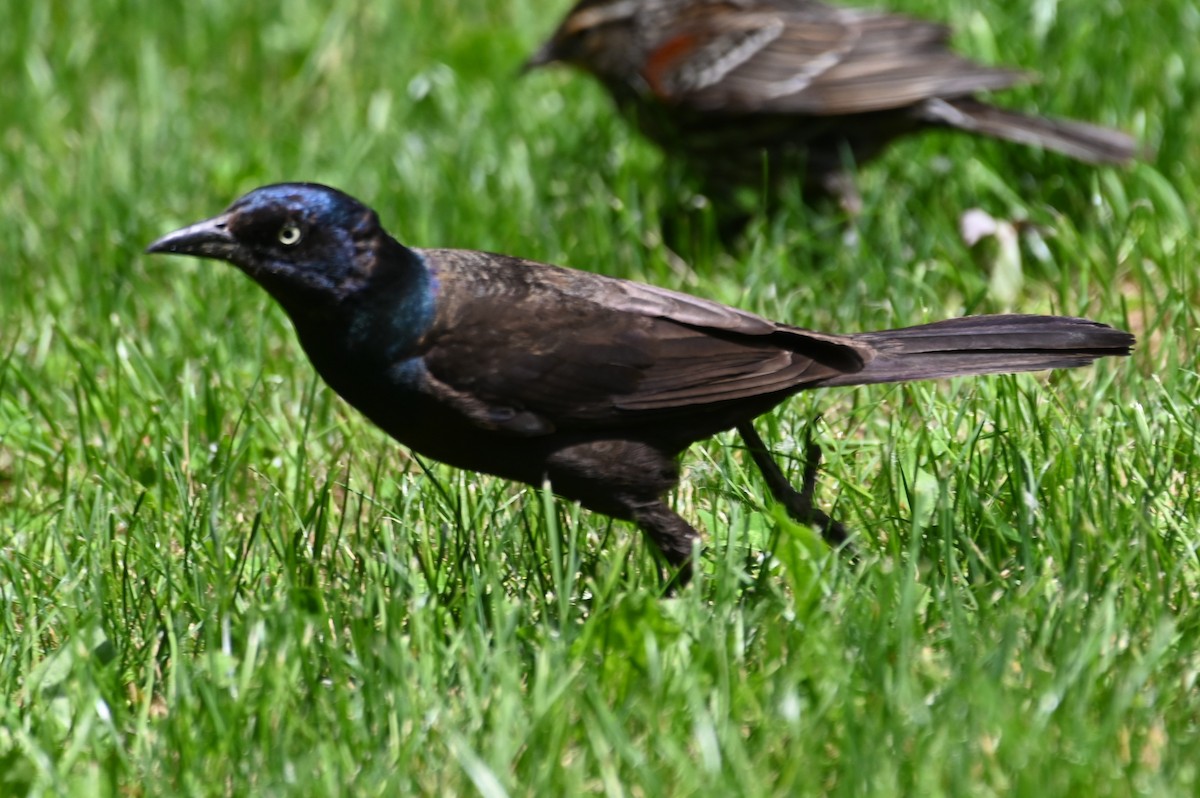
737, 421, 851, 551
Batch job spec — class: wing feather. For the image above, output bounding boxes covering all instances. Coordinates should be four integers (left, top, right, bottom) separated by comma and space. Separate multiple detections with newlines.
415, 249, 866, 432
653, 6, 1024, 115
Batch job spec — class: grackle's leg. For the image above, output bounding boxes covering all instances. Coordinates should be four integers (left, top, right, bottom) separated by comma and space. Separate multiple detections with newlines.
545, 438, 701, 589
736, 422, 850, 549
626, 499, 701, 589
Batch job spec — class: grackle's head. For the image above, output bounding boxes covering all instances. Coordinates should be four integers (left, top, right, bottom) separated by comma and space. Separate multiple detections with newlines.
147, 183, 390, 307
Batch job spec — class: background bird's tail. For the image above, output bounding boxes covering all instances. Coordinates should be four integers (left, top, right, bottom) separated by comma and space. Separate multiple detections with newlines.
920, 97, 1137, 164
824, 315, 1134, 387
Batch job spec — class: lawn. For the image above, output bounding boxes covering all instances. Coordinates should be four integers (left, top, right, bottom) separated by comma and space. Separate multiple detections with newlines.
1, 0, 1198, 795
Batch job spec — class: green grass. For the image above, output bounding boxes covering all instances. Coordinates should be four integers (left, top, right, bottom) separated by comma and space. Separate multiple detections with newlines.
2, 0, 1198, 795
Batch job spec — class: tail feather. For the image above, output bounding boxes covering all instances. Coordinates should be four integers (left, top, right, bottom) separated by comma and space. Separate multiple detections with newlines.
824, 315, 1134, 387
920, 97, 1137, 164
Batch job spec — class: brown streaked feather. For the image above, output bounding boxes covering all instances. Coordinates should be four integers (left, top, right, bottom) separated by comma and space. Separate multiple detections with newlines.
659, 6, 1025, 115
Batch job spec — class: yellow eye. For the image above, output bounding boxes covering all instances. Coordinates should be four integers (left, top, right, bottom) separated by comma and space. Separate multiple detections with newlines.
278, 224, 303, 246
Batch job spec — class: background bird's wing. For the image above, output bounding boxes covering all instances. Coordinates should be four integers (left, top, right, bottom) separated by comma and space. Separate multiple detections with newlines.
416, 250, 865, 433
647, 6, 1024, 115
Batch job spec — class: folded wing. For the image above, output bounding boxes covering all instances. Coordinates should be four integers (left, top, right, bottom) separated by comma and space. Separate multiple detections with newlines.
417, 249, 866, 433
647, 5, 1024, 115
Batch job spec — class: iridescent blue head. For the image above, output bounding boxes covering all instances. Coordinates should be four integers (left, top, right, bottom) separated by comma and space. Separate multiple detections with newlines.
147, 183, 400, 313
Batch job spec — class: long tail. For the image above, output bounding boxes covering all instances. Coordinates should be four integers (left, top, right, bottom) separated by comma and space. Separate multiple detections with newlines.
919, 97, 1137, 164
822, 315, 1134, 387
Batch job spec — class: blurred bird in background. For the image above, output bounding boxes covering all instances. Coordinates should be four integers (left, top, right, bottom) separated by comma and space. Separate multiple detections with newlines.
525, 0, 1136, 225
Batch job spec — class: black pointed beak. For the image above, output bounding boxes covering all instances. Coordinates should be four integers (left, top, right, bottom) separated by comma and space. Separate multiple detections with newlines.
520, 41, 560, 75
146, 214, 237, 259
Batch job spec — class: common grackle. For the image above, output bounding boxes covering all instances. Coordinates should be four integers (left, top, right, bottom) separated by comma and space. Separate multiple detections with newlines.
148, 183, 1133, 585
525, 0, 1137, 216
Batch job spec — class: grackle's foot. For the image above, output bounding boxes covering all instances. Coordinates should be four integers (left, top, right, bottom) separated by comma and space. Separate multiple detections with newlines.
736, 421, 851, 551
